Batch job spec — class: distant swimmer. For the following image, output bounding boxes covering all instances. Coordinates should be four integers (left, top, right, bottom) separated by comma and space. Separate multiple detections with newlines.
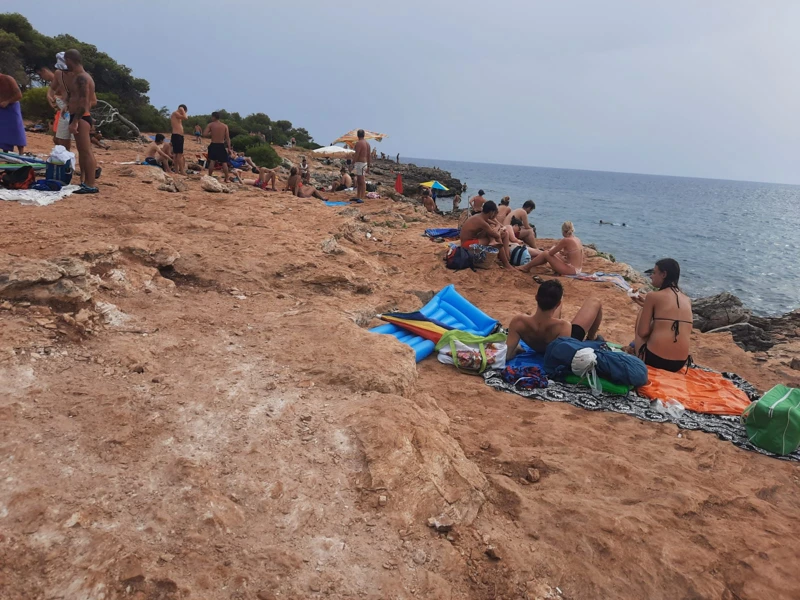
600, 220, 628, 227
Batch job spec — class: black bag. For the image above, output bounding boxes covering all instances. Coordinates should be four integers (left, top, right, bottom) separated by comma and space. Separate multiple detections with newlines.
0, 166, 35, 190
445, 245, 475, 271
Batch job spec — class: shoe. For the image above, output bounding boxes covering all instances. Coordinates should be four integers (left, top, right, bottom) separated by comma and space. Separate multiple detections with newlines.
74, 183, 99, 194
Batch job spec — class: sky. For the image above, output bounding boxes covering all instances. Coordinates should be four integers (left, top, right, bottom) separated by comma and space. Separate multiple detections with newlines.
18, 1, 800, 183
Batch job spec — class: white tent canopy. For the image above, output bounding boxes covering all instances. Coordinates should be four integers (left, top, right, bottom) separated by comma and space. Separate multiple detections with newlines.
312, 146, 355, 155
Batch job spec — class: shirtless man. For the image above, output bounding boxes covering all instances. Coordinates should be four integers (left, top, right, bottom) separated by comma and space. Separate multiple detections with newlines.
520, 221, 583, 275
64, 49, 98, 194
353, 129, 370, 199
286, 167, 328, 200
170, 104, 188, 175
503, 200, 536, 246
240, 167, 278, 191
204, 112, 231, 182
506, 279, 603, 356
194, 124, 202, 145
451, 194, 462, 213
299, 156, 310, 184
459, 201, 512, 268
468, 190, 486, 215
332, 167, 352, 191
143, 134, 174, 172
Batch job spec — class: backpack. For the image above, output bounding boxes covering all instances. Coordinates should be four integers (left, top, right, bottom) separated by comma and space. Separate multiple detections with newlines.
444, 244, 475, 271
741, 385, 800, 455
0, 166, 36, 190
31, 179, 65, 191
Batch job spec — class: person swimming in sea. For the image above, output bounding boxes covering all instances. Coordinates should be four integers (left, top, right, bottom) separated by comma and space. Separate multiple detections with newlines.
627, 258, 692, 372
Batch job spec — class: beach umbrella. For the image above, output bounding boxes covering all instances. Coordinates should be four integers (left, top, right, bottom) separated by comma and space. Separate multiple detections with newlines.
420, 180, 449, 191
312, 146, 355, 155
378, 311, 454, 344
332, 129, 388, 148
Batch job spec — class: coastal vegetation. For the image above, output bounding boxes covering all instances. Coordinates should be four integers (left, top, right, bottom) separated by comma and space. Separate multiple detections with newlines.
1, 12, 321, 147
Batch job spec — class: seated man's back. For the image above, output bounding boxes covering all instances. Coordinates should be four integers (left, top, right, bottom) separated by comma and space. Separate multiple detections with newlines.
512, 313, 571, 354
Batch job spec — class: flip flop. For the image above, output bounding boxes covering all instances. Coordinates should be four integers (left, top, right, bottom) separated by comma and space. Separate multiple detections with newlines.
95, 167, 102, 180
532, 275, 545, 284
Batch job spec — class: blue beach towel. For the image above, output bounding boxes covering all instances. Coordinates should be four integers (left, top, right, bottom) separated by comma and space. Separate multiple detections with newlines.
324, 201, 350, 207
424, 228, 460, 239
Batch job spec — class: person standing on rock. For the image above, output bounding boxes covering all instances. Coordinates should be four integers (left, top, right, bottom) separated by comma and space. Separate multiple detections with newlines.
170, 104, 188, 175
0, 73, 26, 154
353, 129, 370, 200
204, 112, 231, 182
64, 49, 99, 194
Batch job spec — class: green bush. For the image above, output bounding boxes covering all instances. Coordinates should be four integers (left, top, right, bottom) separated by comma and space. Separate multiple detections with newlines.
246, 144, 281, 169
20, 86, 52, 123
231, 134, 262, 152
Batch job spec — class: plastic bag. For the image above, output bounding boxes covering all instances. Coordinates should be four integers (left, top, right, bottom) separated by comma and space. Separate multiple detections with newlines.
438, 339, 506, 373
652, 398, 686, 420
49, 145, 76, 166
571, 347, 602, 395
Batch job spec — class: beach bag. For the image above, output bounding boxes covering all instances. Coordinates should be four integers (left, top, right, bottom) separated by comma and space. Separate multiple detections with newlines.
0, 166, 35, 190
45, 159, 73, 184
741, 385, 800, 455
467, 244, 499, 269
445, 244, 475, 271
435, 330, 507, 374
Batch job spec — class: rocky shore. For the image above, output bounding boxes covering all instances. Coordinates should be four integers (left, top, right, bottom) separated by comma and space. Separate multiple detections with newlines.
1, 133, 799, 600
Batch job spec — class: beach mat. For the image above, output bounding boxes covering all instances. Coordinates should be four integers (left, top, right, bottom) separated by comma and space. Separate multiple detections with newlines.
424, 227, 460, 240
638, 367, 751, 416
484, 367, 799, 461
324, 201, 350, 207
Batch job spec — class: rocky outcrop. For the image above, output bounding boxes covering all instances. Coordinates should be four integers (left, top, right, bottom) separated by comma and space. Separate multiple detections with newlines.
693, 292, 751, 332
369, 161, 465, 197
694, 292, 800, 352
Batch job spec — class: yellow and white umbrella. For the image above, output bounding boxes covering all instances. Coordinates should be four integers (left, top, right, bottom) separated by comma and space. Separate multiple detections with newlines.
332, 129, 388, 148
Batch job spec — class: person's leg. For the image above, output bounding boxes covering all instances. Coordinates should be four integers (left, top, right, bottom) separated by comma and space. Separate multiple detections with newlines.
175, 152, 184, 175
76, 117, 96, 188
519, 227, 536, 247
518, 249, 548, 273
571, 297, 603, 340
497, 227, 512, 268
545, 252, 578, 276
208, 159, 214, 177
222, 162, 230, 183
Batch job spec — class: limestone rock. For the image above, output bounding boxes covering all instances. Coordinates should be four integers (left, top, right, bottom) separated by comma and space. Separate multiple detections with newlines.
320, 237, 344, 255
143, 166, 168, 183
201, 175, 225, 193
706, 322, 774, 353
693, 292, 751, 332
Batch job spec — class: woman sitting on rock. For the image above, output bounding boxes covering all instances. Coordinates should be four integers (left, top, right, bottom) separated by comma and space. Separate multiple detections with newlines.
519, 221, 583, 275
628, 258, 693, 372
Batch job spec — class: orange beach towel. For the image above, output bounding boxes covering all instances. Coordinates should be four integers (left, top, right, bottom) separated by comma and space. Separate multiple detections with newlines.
637, 367, 751, 416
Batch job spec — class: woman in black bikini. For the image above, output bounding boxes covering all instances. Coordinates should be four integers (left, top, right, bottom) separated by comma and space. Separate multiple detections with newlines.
630, 258, 692, 372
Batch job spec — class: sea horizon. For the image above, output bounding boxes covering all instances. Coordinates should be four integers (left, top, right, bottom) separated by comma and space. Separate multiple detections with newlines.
405, 156, 800, 189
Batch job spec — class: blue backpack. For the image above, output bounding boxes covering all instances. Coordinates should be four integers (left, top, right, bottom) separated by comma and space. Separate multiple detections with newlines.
544, 337, 648, 388
444, 245, 475, 271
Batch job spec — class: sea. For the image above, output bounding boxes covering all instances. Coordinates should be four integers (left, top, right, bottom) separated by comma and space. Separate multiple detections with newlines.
411, 158, 800, 317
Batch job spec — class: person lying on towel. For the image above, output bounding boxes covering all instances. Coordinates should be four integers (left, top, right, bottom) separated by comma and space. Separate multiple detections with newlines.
459, 200, 512, 268
626, 258, 692, 372
143, 134, 174, 173
506, 279, 603, 356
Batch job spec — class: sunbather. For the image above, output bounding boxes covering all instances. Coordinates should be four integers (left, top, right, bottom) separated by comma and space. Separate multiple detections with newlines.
496, 197, 511, 222
468, 189, 486, 215
459, 201, 512, 268
143, 134, 174, 173
507, 279, 603, 356
239, 166, 278, 191
503, 200, 537, 246
331, 167, 352, 191
422, 188, 443, 214
519, 221, 582, 275
286, 166, 327, 200
627, 258, 692, 372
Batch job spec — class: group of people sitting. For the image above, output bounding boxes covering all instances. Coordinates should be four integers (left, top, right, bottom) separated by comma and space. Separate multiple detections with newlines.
445, 190, 692, 372
458, 198, 582, 275
506, 259, 693, 372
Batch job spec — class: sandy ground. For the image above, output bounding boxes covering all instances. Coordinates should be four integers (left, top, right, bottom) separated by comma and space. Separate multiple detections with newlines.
1, 133, 799, 600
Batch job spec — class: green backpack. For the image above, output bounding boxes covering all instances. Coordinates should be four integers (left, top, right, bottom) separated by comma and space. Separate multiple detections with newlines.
741, 385, 800, 455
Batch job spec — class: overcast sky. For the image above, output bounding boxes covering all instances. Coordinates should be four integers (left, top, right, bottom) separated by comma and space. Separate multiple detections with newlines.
20, 1, 800, 183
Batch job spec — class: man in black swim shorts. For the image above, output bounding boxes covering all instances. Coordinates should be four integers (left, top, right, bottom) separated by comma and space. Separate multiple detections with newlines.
506, 279, 604, 357
203, 111, 232, 182
170, 104, 188, 175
